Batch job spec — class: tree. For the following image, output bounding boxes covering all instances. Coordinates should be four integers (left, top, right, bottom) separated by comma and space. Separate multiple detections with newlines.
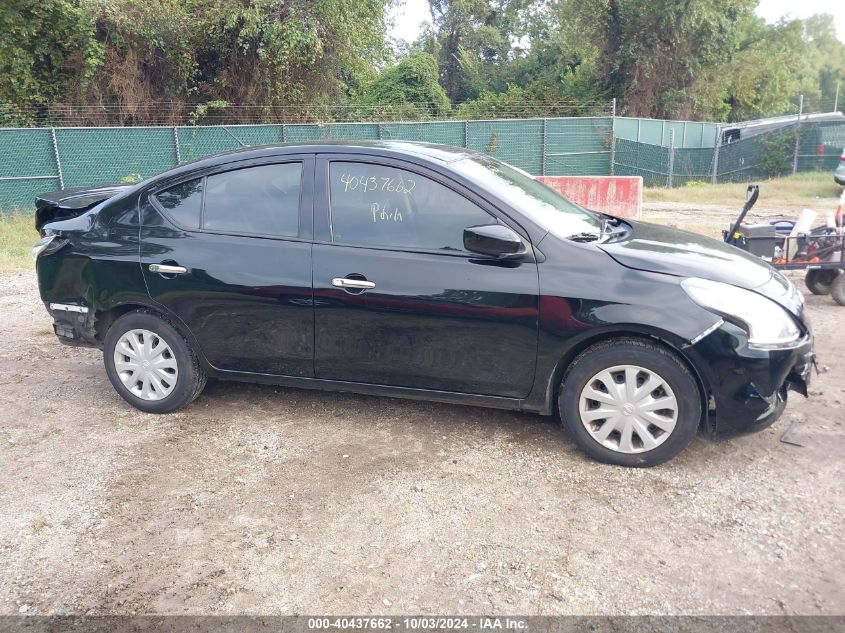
193, 0, 389, 106
363, 51, 451, 116
562, 0, 756, 118
798, 15, 845, 112
1, 0, 391, 124
714, 18, 806, 121
422, 0, 520, 103
0, 0, 101, 124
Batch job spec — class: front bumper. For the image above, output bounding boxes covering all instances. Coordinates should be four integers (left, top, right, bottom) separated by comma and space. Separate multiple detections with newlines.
689, 322, 814, 438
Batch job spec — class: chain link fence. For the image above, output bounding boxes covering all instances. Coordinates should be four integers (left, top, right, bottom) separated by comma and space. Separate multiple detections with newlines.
0, 114, 613, 210
1, 99, 844, 212
617, 118, 845, 187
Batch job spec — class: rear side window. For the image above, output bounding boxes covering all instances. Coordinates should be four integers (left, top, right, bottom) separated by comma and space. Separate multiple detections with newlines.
153, 178, 203, 229
203, 163, 302, 237
329, 161, 493, 251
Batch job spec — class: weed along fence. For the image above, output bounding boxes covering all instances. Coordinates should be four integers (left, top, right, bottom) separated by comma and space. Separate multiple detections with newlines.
1, 111, 844, 211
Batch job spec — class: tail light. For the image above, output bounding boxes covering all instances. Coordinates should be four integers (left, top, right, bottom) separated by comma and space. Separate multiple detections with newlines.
31, 235, 69, 259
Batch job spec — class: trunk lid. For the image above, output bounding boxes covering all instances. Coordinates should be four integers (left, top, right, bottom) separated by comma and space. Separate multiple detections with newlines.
35, 184, 131, 232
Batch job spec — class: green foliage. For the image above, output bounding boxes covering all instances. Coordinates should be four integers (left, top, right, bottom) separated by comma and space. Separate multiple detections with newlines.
364, 52, 451, 116
0, 0, 843, 126
759, 131, 798, 178
454, 84, 540, 118
0, 0, 101, 124
1, 0, 390, 124
423, 0, 522, 103
120, 173, 143, 184
441, 2, 845, 121
189, 100, 230, 125
563, 0, 757, 118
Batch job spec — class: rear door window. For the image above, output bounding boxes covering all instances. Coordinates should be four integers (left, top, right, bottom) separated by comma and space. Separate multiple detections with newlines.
203, 163, 302, 237
153, 178, 203, 229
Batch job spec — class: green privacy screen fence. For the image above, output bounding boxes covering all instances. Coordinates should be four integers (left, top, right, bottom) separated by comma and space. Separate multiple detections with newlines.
0, 117, 612, 210
613, 119, 845, 187
1, 115, 843, 211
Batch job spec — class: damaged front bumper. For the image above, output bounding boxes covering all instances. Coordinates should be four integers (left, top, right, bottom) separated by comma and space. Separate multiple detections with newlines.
689, 321, 815, 438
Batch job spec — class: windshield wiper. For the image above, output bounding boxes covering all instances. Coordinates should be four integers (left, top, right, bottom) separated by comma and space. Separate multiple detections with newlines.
567, 232, 603, 242
568, 216, 630, 243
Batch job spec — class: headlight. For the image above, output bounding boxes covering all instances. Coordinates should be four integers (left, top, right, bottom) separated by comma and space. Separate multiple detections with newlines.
681, 277, 800, 347
31, 235, 68, 260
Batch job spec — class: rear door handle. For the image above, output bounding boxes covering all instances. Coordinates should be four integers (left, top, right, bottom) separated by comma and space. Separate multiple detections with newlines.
149, 263, 188, 275
332, 277, 375, 289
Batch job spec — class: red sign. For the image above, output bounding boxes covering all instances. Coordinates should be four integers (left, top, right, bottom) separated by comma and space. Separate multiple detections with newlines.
537, 176, 643, 219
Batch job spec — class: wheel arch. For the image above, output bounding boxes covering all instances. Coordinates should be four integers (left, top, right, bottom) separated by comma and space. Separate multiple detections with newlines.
93, 301, 212, 372
541, 326, 711, 430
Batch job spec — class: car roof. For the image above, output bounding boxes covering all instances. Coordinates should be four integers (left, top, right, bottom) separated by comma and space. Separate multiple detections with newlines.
162, 140, 479, 179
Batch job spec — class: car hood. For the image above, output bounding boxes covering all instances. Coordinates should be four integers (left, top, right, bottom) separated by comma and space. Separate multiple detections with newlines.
599, 220, 804, 317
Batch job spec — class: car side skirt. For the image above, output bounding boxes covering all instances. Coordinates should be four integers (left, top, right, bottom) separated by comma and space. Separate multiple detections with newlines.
207, 368, 529, 413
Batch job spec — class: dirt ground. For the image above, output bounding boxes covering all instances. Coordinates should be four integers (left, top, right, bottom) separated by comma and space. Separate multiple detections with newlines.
0, 204, 843, 616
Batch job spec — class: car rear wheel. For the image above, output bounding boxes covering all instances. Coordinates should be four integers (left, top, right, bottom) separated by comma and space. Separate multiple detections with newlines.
558, 338, 701, 467
103, 310, 206, 413
804, 269, 839, 295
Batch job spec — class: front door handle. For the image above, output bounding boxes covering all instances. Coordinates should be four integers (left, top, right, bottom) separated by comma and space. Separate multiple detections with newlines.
332, 277, 376, 290
149, 263, 188, 275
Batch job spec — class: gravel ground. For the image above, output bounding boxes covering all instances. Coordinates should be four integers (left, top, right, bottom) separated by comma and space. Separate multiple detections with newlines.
0, 205, 843, 615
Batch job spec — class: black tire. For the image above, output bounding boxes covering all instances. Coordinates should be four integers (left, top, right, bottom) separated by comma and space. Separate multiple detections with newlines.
558, 338, 702, 467
831, 271, 845, 306
103, 310, 207, 413
804, 269, 839, 295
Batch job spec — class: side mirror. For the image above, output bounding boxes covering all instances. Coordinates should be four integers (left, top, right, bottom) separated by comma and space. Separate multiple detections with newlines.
463, 224, 527, 258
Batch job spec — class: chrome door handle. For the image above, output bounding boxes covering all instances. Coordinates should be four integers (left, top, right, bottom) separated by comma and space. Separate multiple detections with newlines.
149, 263, 188, 275
332, 277, 375, 289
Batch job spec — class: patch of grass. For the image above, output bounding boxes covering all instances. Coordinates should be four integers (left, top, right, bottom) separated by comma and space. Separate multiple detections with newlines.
645, 172, 843, 208
0, 210, 37, 273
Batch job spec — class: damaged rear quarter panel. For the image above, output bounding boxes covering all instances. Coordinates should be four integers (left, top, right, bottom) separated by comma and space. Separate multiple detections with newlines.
37, 195, 150, 343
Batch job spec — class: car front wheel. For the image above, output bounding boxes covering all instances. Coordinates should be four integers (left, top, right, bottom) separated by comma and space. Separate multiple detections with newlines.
559, 338, 701, 467
103, 310, 207, 413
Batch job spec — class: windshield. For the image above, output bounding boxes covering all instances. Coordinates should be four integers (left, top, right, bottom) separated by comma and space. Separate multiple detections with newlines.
452, 155, 602, 238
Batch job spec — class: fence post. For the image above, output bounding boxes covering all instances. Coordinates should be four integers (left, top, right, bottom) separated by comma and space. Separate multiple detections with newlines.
834, 82, 840, 113
464, 120, 469, 148
793, 94, 803, 175
172, 127, 181, 164
281, 124, 287, 143
609, 98, 616, 176
50, 127, 64, 190
711, 125, 721, 185
667, 129, 675, 188
541, 118, 548, 176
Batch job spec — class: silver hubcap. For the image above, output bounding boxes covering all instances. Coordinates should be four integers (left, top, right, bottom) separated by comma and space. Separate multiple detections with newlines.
113, 329, 178, 401
578, 364, 678, 454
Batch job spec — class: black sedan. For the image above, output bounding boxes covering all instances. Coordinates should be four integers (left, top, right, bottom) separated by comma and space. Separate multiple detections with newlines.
32, 141, 814, 466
